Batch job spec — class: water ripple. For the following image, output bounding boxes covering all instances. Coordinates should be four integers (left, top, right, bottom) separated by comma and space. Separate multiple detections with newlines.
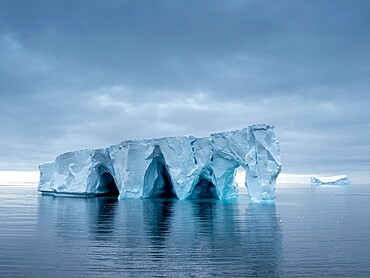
1, 185, 370, 277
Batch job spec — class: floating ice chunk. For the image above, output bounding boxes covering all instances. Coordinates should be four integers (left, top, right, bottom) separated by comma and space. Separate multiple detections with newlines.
311, 175, 350, 186
38, 124, 281, 201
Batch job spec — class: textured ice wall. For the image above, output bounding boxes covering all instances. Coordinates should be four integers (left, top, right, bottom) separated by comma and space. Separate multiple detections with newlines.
38, 124, 281, 201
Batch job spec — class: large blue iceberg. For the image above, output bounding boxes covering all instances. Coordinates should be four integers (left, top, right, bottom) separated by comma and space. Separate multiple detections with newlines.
38, 124, 281, 201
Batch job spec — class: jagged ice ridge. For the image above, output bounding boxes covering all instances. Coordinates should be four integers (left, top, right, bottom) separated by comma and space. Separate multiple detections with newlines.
38, 124, 281, 201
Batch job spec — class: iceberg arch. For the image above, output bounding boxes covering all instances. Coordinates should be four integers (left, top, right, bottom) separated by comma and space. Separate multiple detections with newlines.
190, 178, 219, 199
92, 168, 120, 197
38, 124, 281, 202
142, 146, 177, 199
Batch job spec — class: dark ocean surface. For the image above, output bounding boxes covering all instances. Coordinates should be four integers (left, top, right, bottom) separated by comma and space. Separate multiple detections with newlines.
1, 185, 370, 277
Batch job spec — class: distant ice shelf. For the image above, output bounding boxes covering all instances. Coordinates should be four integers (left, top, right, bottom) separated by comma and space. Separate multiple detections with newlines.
38, 124, 281, 202
311, 175, 350, 186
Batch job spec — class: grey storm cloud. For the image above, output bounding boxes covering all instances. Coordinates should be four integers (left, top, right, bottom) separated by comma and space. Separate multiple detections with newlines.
0, 0, 370, 183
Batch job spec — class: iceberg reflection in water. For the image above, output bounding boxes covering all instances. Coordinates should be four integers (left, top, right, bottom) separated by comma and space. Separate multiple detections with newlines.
34, 193, 282, 277
3, 185, 370, 277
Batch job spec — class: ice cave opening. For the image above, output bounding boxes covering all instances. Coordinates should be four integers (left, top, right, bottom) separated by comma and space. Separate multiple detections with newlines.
143, 150, 178, 199
190, 178, 219, 199
97, 172, 120, 197
150, 163, 177, 198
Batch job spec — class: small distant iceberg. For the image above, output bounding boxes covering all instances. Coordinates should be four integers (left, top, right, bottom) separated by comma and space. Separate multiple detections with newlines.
311, 175, 350, 186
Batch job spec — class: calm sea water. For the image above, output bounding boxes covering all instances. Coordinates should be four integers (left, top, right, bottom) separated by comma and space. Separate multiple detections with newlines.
1, 185, 370, 277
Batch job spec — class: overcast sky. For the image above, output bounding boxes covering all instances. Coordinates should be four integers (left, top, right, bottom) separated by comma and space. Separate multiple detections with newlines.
1, 0, 369, 183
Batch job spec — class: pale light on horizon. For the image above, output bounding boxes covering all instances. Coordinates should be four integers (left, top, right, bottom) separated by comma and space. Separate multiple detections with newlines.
0, 170, 318, 186
0, 171, 39, 185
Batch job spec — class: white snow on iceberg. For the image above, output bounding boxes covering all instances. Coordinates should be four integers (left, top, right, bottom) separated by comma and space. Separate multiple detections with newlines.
311, 175, 350, 186
38, 124, 281, 201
